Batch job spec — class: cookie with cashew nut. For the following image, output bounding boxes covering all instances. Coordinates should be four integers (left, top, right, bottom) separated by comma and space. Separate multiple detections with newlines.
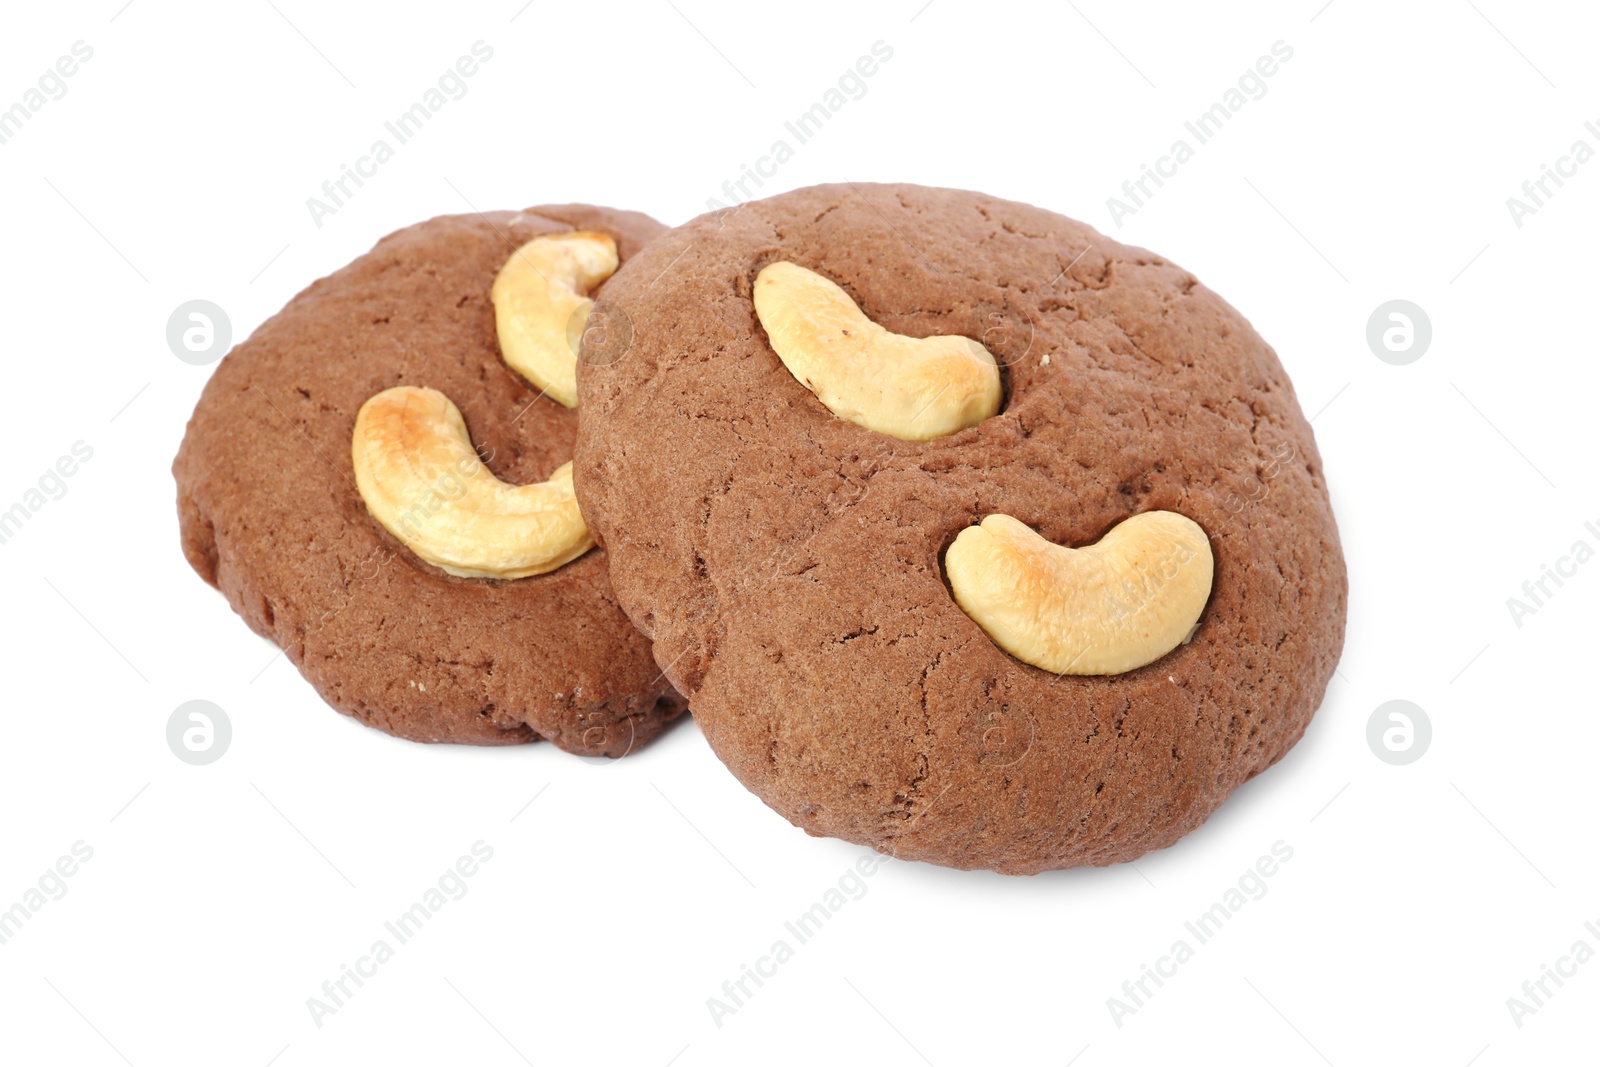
173, 206, 685, 752
574, 183, 1346, 871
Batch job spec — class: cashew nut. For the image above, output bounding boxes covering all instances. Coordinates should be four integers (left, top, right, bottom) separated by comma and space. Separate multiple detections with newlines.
491, 232, 619, 408
753, 261, 1001, 441
946, 511, 1213, 675
351, 386, 593, 579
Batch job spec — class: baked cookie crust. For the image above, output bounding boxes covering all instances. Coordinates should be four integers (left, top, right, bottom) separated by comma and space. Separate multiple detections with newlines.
174, 206, 683, 752
575, 184, 1346, 871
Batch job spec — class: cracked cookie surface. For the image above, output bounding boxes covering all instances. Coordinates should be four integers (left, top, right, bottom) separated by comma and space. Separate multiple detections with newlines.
574, 183, 1346, 871
174, 207, 685, 752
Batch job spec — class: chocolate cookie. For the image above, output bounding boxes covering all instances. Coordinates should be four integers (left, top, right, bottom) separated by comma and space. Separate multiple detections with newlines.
574, 184, 1346, 871
174, 206, 684, 753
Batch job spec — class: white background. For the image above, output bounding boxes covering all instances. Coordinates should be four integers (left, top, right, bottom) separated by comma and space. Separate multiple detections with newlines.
1, 1, 1595, 1064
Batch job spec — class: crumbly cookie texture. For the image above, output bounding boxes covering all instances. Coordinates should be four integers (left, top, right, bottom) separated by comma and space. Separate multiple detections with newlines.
574, 183, 1346, 872
174, 206, 684, 752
